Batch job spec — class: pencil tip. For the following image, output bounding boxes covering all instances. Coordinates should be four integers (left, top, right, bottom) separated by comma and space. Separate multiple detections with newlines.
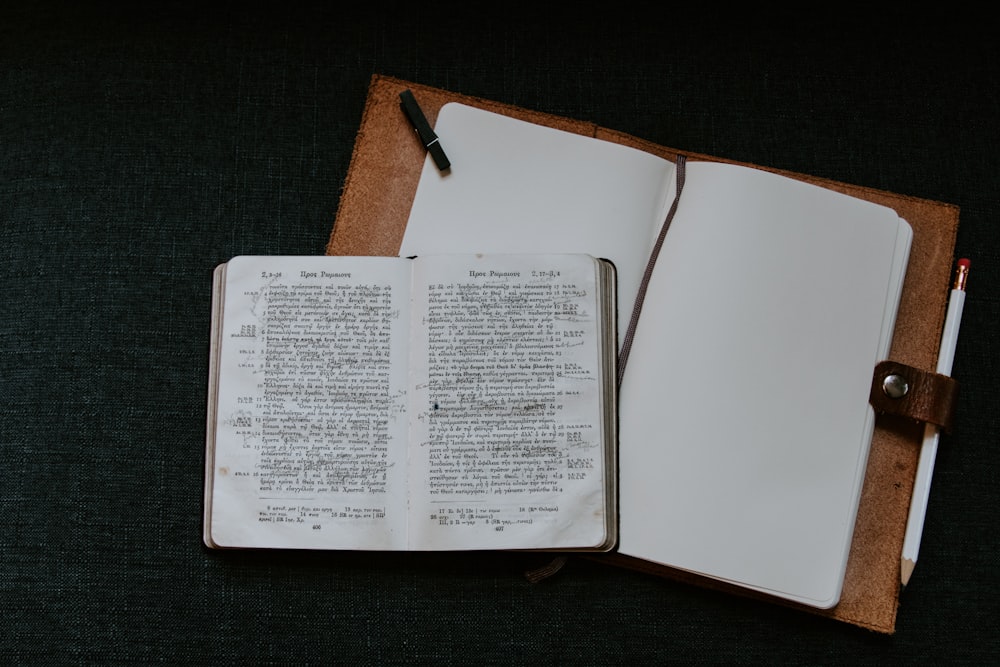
900, 558, 915, 588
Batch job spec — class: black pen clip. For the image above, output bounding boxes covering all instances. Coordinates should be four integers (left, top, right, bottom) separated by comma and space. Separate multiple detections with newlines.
399, 89, 450, 171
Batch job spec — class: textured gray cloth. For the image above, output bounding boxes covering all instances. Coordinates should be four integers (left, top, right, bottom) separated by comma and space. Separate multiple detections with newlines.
2, 5, 998, 663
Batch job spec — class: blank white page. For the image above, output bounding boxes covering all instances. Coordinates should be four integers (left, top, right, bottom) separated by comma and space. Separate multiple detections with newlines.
616, 161, 911, 608
399, 102, 676, 341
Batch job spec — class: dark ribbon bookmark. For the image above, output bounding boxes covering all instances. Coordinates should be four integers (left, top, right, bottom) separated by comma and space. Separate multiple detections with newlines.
616, 154, 687, 387
524, 155, 687, 585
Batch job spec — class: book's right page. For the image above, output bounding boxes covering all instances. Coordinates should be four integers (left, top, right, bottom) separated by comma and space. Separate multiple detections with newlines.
616, 161, 912, 609
404, 253, 618, 552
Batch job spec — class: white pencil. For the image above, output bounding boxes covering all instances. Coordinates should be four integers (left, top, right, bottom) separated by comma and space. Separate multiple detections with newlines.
901, 258, 970, 587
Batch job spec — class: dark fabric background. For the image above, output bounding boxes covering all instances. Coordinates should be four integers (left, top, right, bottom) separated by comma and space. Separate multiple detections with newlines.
2, 4, 998, 664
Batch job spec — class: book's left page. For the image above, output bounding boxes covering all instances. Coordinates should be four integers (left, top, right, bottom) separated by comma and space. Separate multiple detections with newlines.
204, 255, 412, 550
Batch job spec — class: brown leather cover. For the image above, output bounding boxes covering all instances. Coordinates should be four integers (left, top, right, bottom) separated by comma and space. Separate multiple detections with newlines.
326, 74, 961, 634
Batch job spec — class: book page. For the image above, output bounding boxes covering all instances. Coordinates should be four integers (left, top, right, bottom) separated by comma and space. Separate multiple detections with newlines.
406, 254, 613, 550
616, 162, 912, 608
399, 103, 676, 343
207, 256, 412, 550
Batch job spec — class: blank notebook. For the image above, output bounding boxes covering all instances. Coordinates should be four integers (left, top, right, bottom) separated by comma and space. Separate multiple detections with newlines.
398, 103, 912, 609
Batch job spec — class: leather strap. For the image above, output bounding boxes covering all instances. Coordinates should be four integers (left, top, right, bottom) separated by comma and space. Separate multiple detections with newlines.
869, 360, 959, 433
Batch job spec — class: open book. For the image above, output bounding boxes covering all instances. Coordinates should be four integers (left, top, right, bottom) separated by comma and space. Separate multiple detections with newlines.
204, 253, 618, 552
397, 103, 913, 609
